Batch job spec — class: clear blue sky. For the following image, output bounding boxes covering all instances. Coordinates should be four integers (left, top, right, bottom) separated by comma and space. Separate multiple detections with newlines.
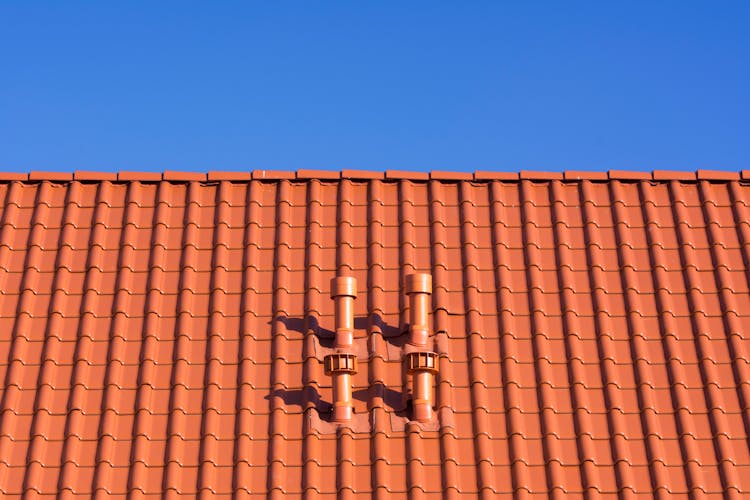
1, 2, 748, 172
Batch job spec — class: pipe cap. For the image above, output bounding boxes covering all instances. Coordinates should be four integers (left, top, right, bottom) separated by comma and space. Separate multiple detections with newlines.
406, 273, 432, 294
331, 276, 357, 298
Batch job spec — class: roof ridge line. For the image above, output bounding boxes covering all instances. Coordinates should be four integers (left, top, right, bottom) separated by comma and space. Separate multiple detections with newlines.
0, 169, 746, 183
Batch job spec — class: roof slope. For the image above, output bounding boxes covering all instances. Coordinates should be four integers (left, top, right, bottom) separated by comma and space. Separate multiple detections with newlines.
1, 171, 749, 497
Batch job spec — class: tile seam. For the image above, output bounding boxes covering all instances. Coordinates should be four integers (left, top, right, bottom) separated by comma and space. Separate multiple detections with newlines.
581, 180, 648, 494
459, 181, 493, 493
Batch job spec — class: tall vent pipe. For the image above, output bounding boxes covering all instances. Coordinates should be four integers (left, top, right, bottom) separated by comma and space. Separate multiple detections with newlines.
324, 276, 357, 422
405, 273, 439, 422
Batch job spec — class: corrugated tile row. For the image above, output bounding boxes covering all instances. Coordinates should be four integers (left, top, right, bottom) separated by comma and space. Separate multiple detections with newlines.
0, 173, 749, 497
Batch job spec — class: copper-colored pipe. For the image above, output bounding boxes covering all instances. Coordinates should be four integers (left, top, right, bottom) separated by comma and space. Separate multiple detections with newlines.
404, 274, 439, 422
327, 276, 357, 422
333, 375, 353, 422
405, 273, 431, 347
405, 350, 439, 423
331, 276, 356, 349
412, 371, 434, 422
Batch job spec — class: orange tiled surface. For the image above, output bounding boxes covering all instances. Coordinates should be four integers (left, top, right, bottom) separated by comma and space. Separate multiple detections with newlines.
1, 170, 750, 498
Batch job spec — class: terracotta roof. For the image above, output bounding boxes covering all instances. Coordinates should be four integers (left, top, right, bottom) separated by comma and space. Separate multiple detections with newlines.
1, 170, 749, 497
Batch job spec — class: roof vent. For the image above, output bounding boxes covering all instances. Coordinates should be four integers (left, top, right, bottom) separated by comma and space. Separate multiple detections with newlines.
404, 273, 439, 422
324, 276, 357, 422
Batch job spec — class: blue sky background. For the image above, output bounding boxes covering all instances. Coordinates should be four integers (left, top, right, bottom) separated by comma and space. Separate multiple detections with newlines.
1, 2, 748, 173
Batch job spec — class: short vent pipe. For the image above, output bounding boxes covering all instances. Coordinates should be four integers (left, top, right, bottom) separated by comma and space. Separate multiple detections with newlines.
405, 273, 439, 422
324, 276, 357, 422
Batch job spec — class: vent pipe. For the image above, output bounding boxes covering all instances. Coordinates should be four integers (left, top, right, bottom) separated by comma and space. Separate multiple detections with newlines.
406, 273, 431, 347
405, 273, 439, 422
324, 276, 357, 422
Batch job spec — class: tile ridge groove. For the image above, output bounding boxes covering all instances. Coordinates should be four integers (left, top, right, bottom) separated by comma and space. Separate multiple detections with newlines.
302, 179, 324, 493
58, 181, 114, 494
127, 181, 172, 494
458, 181, 494, 493
334, 178, 357, 485
650, 180, 726, 485
268, 179, 292, 499
234, 180, 262, 493
726, 182, 750, 424
0, 183, 44, 492
668, 180, 738, 491
163, 181, 205, 494
489, 180, 525, 494
91, 181, 144, 495
550, 180, 610, 494
611, 180, 681, 493
22, 182, 79, 495
428, 179, 460, 495
197, 180, 231, 494
520, 179, 570, 494
580, 180, 640, 494
367, 178, 389, 499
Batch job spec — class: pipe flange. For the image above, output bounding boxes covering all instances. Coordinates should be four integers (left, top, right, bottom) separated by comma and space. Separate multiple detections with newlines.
404, 351, 439, 374
324, 353, 358, 375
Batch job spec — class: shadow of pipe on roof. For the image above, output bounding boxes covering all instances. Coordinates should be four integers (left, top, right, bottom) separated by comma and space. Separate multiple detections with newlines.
278, 313, 407, 349
352, 382, 406, 412
265, 386, 332, 414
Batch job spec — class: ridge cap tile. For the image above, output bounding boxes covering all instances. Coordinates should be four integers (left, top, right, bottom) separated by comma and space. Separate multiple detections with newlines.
696, 169, 740, 181
385, 169, 429, 180
207, 170, 252, 181
251, 169, 296, 180
652, 170, 696, 181
296, 169, 341, 180
741, 169, 750, 180
29, 171, 73, 181
430, 171, 473, 181
341, 169, 384, 179
520, 170, 563, 180
162, 170, 207, 181
607, 169, 651, 180
117, 171, 163, 181
563, 170, 608, 181
0, 172, 29, 181
73, 170, 118, 181
473, 171, 519, 180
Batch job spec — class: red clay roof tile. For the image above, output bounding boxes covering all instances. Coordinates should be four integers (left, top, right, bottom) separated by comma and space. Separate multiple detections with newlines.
0, 172, 29, 181
429, 171, 473, 181
473, 171, 519, 181
28, 170, 73, 181
653, 169, 696, 181
207, 170, 252, 181
0, 170, 748, 496
563, 170, 609, 181
520, 170, 563, 180
117, 171, 163, 181
340, 169, 384, 180
385, 169, 429, 180
296, 169, 341, 180
608, 169, 651, 180
162, 170, 207, 181
73, 170, 118, 181
251, 169, 296, 180
697, 169, 740, 181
